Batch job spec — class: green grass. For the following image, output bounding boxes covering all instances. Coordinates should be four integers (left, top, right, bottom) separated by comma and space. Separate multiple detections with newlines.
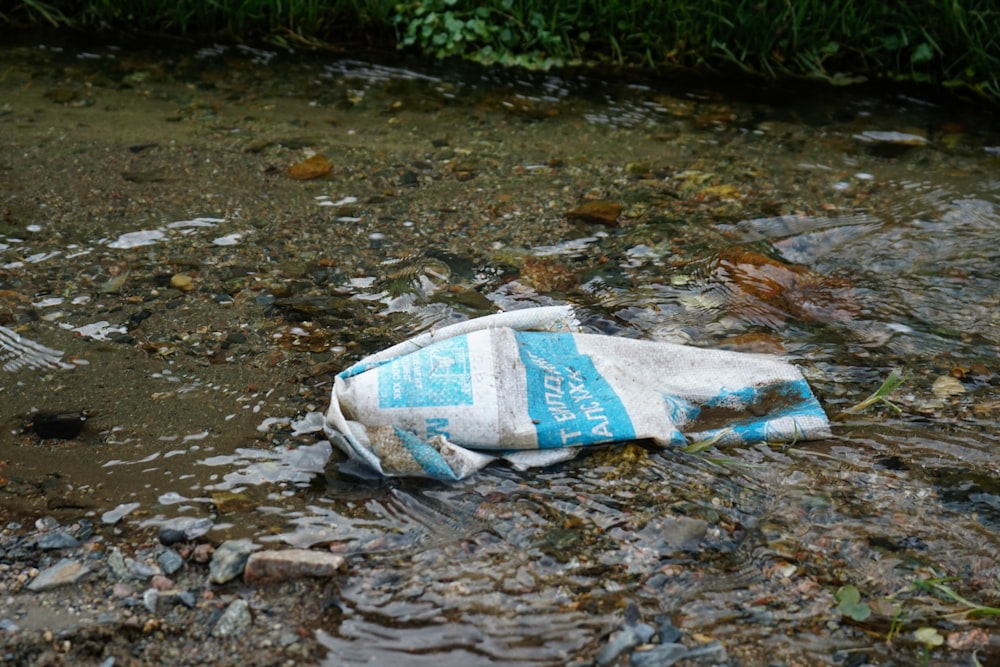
833, 368, 905, 421
4, 0, 999, 99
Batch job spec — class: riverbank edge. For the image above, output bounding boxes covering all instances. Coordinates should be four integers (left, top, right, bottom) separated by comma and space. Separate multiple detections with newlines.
5, 0, 999, 104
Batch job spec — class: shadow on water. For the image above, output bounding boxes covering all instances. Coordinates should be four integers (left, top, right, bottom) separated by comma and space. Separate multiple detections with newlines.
1, 33, 999, 665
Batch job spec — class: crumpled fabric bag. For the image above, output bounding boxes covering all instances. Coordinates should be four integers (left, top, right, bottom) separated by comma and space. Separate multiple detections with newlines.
323, 306, 830, 480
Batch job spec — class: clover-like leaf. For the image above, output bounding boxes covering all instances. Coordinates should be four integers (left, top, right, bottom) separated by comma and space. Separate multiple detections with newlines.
914, 626, 944, 648
835, 584, 871, 621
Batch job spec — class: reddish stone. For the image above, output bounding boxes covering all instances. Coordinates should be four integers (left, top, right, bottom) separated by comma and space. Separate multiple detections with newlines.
192, 543, 214, 563
243, 549, 345, 585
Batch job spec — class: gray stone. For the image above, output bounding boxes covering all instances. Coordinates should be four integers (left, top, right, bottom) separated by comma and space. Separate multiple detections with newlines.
157, 528, 187, 546
682, 640, 728, 663
596, 628, 640, 667
35, 517, 60, 531
657, 618, 682, 644
157, 549, 185, 575
166, 590, 197, 609
158, 517, 213, 545
125, 557, 159, 580
659, 516, 709, 551
35, 531, 81, 550
27, 558, 90, 591
243, 549, 345, 584
630, 643, 688, 667
630, 621, 656, 644
212, 599, 251, 637
107, 548, 128, 579
209, 540, 254, 584
143, 588, 159, 614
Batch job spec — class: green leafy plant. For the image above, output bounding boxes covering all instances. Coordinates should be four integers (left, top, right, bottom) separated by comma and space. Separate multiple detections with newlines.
7, 0, 1000, 98
6, 0, 71, 26
834, 368, 905, 420
913, 626, 944, 666
913, 578, 1000, 617
833, 575, 997, 664
835, 584, 871, 621
885, 602, 906, 643
393, 0, 572, 68
681, 428, 732, 454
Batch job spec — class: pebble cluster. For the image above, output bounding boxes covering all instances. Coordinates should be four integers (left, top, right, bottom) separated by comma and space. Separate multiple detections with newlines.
1, 517, 343, 665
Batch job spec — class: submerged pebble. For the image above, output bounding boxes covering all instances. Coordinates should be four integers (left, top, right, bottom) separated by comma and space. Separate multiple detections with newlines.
143, 587, 159, 613
157, 549, 185, 575
34, 531, 81, 550
212, 599, 252, 637
209, 540, 254, 584
158, 517, 213, 545
630, 644, 689, 667
595, 627, 642, 666
26, 558, 90, 592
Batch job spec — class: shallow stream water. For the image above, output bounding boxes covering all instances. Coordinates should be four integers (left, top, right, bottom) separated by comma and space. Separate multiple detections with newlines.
2, 36, 999, 665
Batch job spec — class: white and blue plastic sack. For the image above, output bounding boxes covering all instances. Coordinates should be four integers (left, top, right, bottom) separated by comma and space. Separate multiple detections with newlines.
323, 306, 831, 480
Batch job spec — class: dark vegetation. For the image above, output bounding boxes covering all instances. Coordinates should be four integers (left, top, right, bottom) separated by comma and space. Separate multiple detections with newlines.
5, 0, 1000, 99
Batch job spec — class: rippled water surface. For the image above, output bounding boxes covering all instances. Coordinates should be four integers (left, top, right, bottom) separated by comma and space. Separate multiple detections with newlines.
2, 37, 999, 665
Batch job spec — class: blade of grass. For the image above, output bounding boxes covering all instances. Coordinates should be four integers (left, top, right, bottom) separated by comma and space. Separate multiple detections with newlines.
833, 369, 905, 421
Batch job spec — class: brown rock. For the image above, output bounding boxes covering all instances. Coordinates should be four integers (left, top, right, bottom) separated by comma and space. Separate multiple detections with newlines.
520, 257, 579, 293
287, 154, 333, 180
564, 200, 622, 226
718, 332, 787, 355
243, 549, 345, 585
708, 247, 858, 328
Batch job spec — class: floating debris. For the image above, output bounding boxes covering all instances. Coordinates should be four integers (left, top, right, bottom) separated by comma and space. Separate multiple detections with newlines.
66, 320, 127, 341
323, 306, 830, 479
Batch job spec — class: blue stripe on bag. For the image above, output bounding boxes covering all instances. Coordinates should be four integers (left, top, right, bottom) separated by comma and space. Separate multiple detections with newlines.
516, 331, 636, 448
394, 427, 460, 480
